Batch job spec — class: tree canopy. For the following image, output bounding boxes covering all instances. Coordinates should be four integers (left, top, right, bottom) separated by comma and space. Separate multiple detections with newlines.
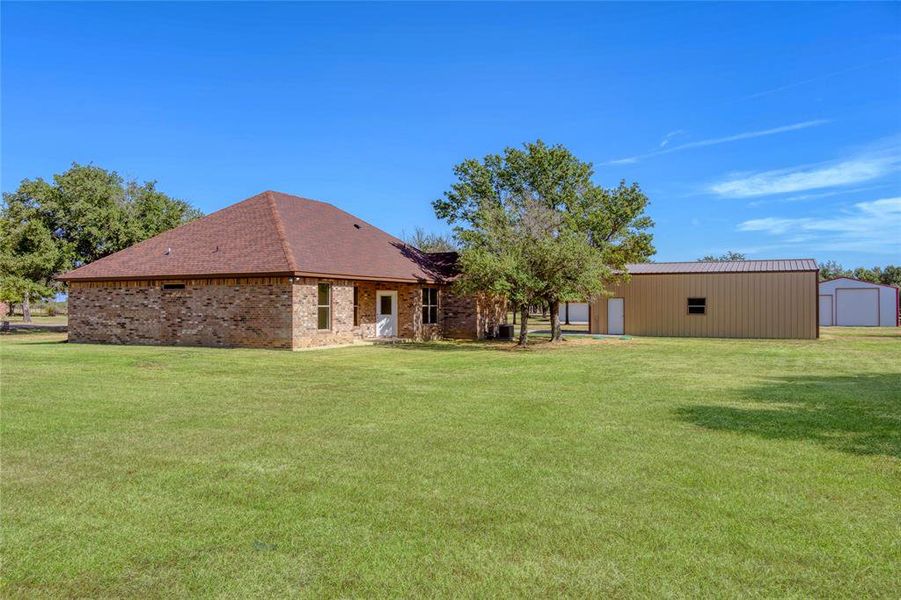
402, 227, 457, 252
699, 251, 747, 262
818, 260, 901, 287
434, 140, 654, 344
0, 204, 62, 317
1, 163, 201, 320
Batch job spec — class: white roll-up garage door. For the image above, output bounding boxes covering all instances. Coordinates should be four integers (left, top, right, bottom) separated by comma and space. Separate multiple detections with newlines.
836, 288, 879, 326
559, 302, 589, 323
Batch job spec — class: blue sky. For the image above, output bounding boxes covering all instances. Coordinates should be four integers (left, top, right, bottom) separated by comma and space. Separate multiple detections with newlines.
3, 2, 900, 267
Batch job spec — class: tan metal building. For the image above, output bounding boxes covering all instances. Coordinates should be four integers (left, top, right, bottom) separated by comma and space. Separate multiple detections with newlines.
589, 259, 819, 339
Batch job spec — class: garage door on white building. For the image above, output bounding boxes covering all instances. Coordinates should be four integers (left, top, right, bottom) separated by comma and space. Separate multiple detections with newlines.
558, 302, 590, 324
818, 278, 899, 327
835, 288, 879, 326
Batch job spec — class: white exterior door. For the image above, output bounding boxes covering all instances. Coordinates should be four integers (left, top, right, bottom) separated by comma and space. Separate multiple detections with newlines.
607, 298, 624, 335
836, 288, 879, 326
376, 291, 398, 337
819, 295, 834, 326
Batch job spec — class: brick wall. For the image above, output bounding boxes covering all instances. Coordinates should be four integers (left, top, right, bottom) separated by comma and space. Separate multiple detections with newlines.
442, 289, 504, 339
442, 287, 479, 338
292, 278, 357, 348
292, 279, 444, 346
68, 278, 294, 349
67, 277, 486, 349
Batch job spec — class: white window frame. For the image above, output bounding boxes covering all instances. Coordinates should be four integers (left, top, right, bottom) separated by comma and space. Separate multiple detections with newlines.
422, 287, 439, 325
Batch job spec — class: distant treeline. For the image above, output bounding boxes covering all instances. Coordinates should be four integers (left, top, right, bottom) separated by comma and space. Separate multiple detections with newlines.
700, 253, 900, 288
818, 261, 900, 287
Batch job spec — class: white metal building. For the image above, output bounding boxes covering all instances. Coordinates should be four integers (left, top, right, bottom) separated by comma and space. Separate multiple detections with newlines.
818, 277, 899, 327
558, 302, 590, 324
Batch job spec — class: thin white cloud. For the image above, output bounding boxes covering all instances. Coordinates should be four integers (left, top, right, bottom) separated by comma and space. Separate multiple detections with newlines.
711, 152, 900, 199
744, 57, 901, 100
658, 130, 686, 149
737, 197, 901, 254
746, 184, 892, 207
604, 119, 829, 165
607, 156, 638, 166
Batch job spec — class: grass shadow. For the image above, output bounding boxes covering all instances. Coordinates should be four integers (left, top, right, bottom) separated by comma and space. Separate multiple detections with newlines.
378, 337, 601, 353
377, 340, 517, 352
379, 336, 615, 354
676, 373, 901, 458
826, 333, 901, 339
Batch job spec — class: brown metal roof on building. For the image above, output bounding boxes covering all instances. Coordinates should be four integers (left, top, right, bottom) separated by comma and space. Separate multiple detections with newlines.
58, 191, 458, 283
624, 259, 818, 275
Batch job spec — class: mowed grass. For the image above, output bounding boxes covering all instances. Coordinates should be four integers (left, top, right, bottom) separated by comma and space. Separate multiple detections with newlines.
2, 329, 899, 597
2, 315, 68, 325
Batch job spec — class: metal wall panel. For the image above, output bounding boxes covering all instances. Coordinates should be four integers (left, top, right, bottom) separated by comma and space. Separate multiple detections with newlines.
590, 271, 817, 339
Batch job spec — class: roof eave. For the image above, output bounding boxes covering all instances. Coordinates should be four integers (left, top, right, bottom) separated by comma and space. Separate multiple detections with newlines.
623, 270, 819, 276
58, 269, 449, 285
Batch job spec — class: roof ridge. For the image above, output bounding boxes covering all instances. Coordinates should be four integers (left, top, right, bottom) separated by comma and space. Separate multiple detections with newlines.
265, 191, 298, 272
631, 258, 816, 265
265, 190, 342, 210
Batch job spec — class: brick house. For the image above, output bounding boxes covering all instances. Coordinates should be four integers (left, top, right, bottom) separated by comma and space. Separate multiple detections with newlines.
58, 191, 501, 349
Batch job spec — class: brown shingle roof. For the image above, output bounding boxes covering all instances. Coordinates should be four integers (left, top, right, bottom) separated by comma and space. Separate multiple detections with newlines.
58, 191, 458, 283
624, 259, 818, 275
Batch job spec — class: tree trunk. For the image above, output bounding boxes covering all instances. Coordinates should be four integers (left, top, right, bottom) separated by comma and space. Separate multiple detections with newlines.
517, 306, 529, 346
22, 291, 32, 323
512, 303, 517, 325
549, 299, 562, 342
564, 302, 570, 325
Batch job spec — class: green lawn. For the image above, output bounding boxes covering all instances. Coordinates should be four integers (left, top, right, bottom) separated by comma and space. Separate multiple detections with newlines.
2, 315, 68, 325
2, 329, 899, 597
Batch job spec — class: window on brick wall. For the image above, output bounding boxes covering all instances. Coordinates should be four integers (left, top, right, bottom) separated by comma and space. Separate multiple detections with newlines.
317, 283, 331, 330
422, 287, 438, 324
353, 286, 360, 326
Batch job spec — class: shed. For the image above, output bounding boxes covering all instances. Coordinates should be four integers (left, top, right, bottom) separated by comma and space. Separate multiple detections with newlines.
589, 259, 819, 339
818, 277, 899, 327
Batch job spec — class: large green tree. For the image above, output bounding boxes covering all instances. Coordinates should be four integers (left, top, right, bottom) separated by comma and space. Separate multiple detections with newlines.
1, 163, 201, 321
0, 204, 62, 321
453, 202, 542, 344
878, 265, 901, 288
435, 140, 654, 344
